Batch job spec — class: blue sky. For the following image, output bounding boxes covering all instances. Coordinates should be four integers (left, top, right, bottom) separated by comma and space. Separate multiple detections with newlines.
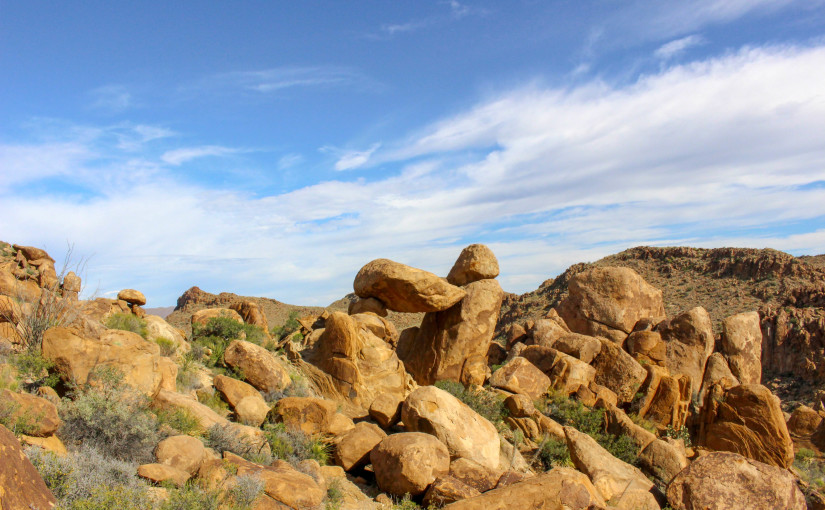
2, 1, 825, 307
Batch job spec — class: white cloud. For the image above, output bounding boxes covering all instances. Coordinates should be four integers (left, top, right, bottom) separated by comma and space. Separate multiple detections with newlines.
89, 85, 133, 112
160, 145, 240, 166
655, 34, 705, 59
199, 67, 377, 95
3, 43, 825, 306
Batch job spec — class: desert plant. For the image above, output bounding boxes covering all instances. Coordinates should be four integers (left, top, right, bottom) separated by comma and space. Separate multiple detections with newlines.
206, 423, 271, 465
9, 350, 59, 390
156, 407, 201, 436
795, 448, 825, 491
160, 483, 220, 510
263, 422, 330, 465
154, 336, 176, 356
105, 312, 148, 339
224, 475, 265, 510
0, 399, 40, 435
434, 380, 509, 430
191, 316, 247, 367
537, 436, 571, 469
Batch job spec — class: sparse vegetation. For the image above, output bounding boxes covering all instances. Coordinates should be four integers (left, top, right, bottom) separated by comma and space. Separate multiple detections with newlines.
154, 336, 176, 356
155, 407, 201, 436
795, 448, 825, 492
537, 436, 571, 468
7, 349, 59, 390
263, 422, 331, 465
190, 316, 263, 367
105, 312, 148, 339
205, 423, 271, 465
434, 380, 509, 430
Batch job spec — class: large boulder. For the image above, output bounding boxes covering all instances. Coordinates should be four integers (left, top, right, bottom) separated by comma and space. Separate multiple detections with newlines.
143, 314, 189, 357
489, 357, 550, 400
334, 422, 386, 471
0, 390, 61, 437
371, 432, 450, 496
698, 384, 794, 468
223, 339, 291, 394
590, 337, 647, 404
12, 245, 53, 262
272, 397, 338, 435
302, 312, 414, 416
721, 311, 762, 385
626, 330, 667, 366
402, 386, 500, 471
634, 365, 691, 431
423, 475, 481, 507
117, 289, 146, 306
138, 463, 190, 487
698, 352, 739, 402
229, 300, 269, 332
658, 306, 715, 396
548, 333, 601, 364
191, 307, 243, 328
520, 345, 596, 395
0, 265, 41, 302
446, 244, 500, 286
155, 435, 207, 476
557, 267, 665, 343
223, 453, 325, 509
353, 259, 466, 313
42, 327, 176, 395
443, 468, 605, 510
564, 426, 659, 509
213, 374, 269, 426
0, 424, 56, 510
666, 451, 805, 510
402, 279, 503, 385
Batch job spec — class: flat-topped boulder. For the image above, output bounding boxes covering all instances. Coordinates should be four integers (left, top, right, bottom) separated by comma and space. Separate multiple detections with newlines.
354, 258, 466, 313
117, 289, 146, 306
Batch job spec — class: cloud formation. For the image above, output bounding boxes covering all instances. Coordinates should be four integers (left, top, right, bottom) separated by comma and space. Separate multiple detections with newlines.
655, 34, 705, 59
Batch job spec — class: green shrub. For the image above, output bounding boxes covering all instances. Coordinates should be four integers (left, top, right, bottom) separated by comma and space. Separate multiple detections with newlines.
160, 483, 220, 510
191, 317, 247, 367
391, 494, 424, 510
59, 367, 161, 463
26, 446, 151, 510
156, 407, 201, 436
537, 436, 571, 469
9, 350, 59, 390
270, 311, 300, 341
175, 351, 201, 392
434, 380, 509, 430
325, 478, 344, 510
154, 337, 176, 357
0, 399, 40, 435
263, 423, 330, 465
198, 389, 230, 415
795, 448, 825, 491
664, 424, 693, 447
206, 424, 271, 465
105, 313, 148, 339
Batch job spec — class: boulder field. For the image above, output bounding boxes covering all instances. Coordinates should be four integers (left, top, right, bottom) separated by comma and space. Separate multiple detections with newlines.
0, 240, 820, 509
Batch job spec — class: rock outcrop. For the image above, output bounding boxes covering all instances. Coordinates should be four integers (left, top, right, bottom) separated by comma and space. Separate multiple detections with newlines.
371, 432, 450, 496
354, 259, 466, 313
0, 424, 56, 510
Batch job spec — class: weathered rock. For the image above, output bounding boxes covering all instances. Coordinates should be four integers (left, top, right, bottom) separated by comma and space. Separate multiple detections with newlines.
459, 354, 490, 387
638, 438, 689, 486
626, 330, 667, 366
446, 244, 500, 286
575, 381, 618, 408
504, 394, 565, 442
213, 374, 269, 426
549, 333, 601, 364
424, 475, 481, 507
0, 424, 56, 510
0, 267, 42, 302
698, 384, 794, 468
603, 403, 657, 451
138, 463, 190, 486
19, 434, 68, 457
721, 311, 763, 385
191, 307, 243, 328
489, 357, 550, 400
229, 300, 269, 332
117, 289, 147, 306
223, 340, 291, 394
698, 352, 739, 402
272, 397, 338, 435
369, 393, 403, 429
371, 432, 450, 496
519, 345, 596, 395
0, 296, 22, 325
224, 453, 325, 509
334, 422, 387, 471
402, 386, 501, 471
144, 315, 189, 356
658, 307, 715, 397
302, 312, 414, 416
352, 312, 398, 347
42, 327, 176, 395
155, 435, 207, 476
234, 396, 270, 428
635, 365, 691, 431
590, 337, 647, 404
448, 458, 499, 493
62, 271, 81, 293
442, 468, 605, 510
565, 426, 658, 508
353, 258, 466, 313
402, 279, 503, 386
0, 389, 61, 437
788, 405, 822, 436
557, 266, 665, 343
348, 296, 388, 317
529, 318, 568, 348
666, 451, 806, 510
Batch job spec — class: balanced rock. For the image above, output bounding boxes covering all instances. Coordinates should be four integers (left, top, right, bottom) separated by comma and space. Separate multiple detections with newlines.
117, 289, 146, 306
353, 258, 466, 313
62, 271, 81, 293
402, 385, 500, 470
658, 306, 715, 396
348, 296, 388, 317
12, 245, 53, 262
403, 279, 503, 385
223, 339, 291, 393
557, 266, 665, 343
721, 311, 762, 385
787, 405, 822, 436
446, 244, 500, 286
371, 432, 450, 496
666, 451, 805, 510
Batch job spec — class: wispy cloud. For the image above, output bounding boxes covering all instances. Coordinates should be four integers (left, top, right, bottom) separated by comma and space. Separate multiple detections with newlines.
89, 85, 133, 113
196, 66, 377, 95
160, 145, 242, 166
371, 0, 487, 39
655, 34, 705, 59
278, 153, 303, 170
323, 143, 382, 171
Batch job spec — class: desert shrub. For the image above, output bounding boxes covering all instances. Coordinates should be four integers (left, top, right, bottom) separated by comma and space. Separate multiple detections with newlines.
434, 380, 508, 429
198, 388, 230, 414
191, 317, 247, 367
154, 336, 176, 357
175, 351, 202, 392
241, 323, 267, 346
537, 436, 571, 468
0, 398, 41, 435
795, 448, 825, 491
160, 484, 220, 510
664, 424, 693, 447
263, 422, 330, 465
26, 445, 151, 510
156, 407, 201, 436
0, 363, 19, 391
629, 413, 658, 434
224, 475, 265, 510
105, 312, 148, 339
325, 478, 344, 510
270, 311, 301, 340
263, 371, 312, 403
9, 350, 59, 389
391, 494, 424, 510
206, 423, 271, 465
59, 367, 161, 463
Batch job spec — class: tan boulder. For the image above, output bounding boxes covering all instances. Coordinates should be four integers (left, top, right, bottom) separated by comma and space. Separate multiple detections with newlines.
626, 330, 667, 365
369, 393, 403, 429
446, 244, 500, 286
0, 323, 22, 345
443, 468, 605, 510
529, 318, 568, 348
603, 403, 657, 451
638, 438, 689, 486
42, 327, 175, 395
155, 435, 207, 475
0, 390, 61, 437
557, 266, 665, 343
272, 396, 337, 435
402, 279, 503, 385
0, 267, 41, 302
698, 352, 739, 402
402, 385, 501, 470
635, 365, 691, 431
519, 345, 596, 395
348, 296, 388, 317
658, 306, 715, 397
19, 433, 68, 456
144, 315, 188, 356
698, 384, 794, 468
12, 245, 53, 262
0, 295, 22, 324
334, 422, 386, 471
302, 312, 414, 416
223, 339, 291, 393
721, 311, 762, 385
448, 458, 499, 493
117, 289, 146, 306
590, 337, 647, 404
351, 312, 398, 347
0, 424, 56, 510
229, 300, 269, 332
489, 357, 550, 400
353, 258, 466, 313
138, 463, 190, 487
787, 405, 822, 436
223, 453, 325, 509
191, 307, 243, 328
666, 451, 805, 510
504, 323, 528, 349
424, 475, 481, 507
549, 333, 601, 364
62, 271, 81, 293
565, 426, 659, 508
213, 374, 269, 426
371, 432, 450, 496
234, 396, 270, 427
575, 381, 618, 408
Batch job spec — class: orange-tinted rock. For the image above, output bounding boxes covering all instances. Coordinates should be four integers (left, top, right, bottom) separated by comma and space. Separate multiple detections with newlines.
229, 300, 269, 332
347, 296, 388, 317
272, 397, 337, 435
658, 307, 715, 397
155, 435, 207, 476
191, 307, 243, 327
138, 463, 190, 487
369, 393, 403, 429
334, 422, 386, 471
424, 475, 481, 507
788, 405, 822, 436
117, 289, 147, 306
0, 389, 61, 437
489, 357, 550, 400
721, 311, 762, 385
446, 244, 500, 286
0, 424, 56, 510
371, 432, 450, 496
223, 339, 291, 393
590, 337, 647, 404
354, 259, 466, 313
448, 458, 499, 494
